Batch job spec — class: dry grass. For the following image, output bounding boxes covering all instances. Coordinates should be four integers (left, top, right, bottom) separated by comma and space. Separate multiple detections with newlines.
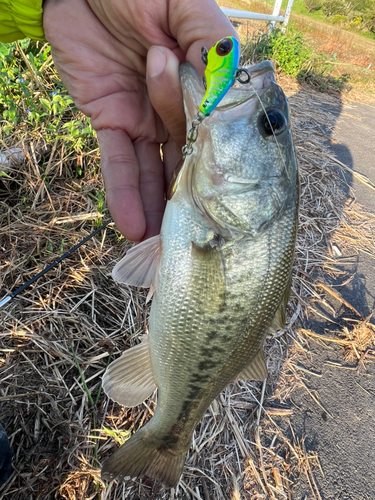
298, 320, 375, 366
291, 14, 375, 96
1, 42, 375, 500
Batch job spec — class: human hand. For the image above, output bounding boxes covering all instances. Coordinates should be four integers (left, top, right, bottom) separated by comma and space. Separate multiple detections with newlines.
43, 0, 237, 240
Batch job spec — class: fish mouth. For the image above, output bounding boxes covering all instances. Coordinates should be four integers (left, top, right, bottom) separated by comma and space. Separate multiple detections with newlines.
237, 59, 275, 79
180, 60, 276, 120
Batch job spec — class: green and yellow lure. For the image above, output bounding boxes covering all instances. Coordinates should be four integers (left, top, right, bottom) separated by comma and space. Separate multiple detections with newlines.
199, 36, 240, 116
181, 36, 248, 158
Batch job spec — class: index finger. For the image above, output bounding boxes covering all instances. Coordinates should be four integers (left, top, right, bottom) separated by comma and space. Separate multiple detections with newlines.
98, 129, 146, 241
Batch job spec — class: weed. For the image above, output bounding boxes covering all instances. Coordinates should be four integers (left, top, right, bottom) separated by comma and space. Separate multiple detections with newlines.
243, 27, 312, 75
101, 426, 131, 446
331, 13, 349, 23
0, 40, 97, 169
268, 28, 313, 76
298, 68, 351, 91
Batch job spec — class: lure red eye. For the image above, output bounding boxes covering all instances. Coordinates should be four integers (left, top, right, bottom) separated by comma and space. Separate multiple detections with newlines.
216, 38, 233, 56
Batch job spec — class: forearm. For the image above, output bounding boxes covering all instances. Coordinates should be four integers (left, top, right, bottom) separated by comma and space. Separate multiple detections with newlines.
0, 0, 45, 42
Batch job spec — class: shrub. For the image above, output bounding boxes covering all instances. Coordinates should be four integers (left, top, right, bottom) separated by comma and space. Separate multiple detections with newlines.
322, 0, 349, 16
304, 0, 323, 12
242, 29, 351, 94
263, 28, 313, 76
362, 10, 375, 32
331, 14, 349, 22
349, 15, 363, 25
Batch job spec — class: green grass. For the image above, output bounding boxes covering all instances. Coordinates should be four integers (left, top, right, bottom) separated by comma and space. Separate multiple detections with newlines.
0, 40, 97, 157
221, 0, 375, 95
281, 0, 375, 39
0, 39, 106, 210
222, 0, 375, 41
282, 0, 326, 21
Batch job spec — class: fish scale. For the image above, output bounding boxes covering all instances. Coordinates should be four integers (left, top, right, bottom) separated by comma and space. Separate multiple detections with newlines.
135, 198, 295, 460
101, 59, 299, 486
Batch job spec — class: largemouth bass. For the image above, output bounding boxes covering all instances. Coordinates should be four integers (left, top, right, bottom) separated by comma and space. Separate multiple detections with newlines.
101, 59, 299, 486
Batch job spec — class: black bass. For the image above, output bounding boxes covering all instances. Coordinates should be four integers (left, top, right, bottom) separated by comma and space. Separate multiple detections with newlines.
101, 60, 299, 486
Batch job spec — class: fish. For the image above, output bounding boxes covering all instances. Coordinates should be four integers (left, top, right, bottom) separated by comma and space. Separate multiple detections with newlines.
101, 58, 299, 487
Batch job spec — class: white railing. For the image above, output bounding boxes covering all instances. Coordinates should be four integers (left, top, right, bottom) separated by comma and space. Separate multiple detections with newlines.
221, 0, 295, 29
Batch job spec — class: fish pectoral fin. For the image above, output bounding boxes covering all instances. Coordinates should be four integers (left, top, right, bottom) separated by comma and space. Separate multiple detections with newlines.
268, 275, 292, 334
237, 348, 267, 381
102, 336, 157, 407
112, 234, 162, 291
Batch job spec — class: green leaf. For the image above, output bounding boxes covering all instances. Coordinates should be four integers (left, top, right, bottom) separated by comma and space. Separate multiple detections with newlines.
39, 97, 51, 111
101, 426, 131, 445
0, 170, 12, 178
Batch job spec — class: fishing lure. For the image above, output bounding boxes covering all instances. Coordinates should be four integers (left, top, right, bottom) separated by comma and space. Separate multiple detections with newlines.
182, 36, 250, 157
199, 36, 241, 116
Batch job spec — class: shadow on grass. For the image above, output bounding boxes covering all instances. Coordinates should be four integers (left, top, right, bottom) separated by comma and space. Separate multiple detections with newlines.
297, 68, 351, 93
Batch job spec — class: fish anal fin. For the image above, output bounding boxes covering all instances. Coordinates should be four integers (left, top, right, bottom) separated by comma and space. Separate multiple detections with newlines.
102, 337, 157, 407
112, 234, 162, 289
238, 348, 267, 381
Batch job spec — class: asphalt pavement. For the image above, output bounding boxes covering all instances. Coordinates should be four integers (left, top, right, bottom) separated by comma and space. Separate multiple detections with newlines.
330, 101, 375, 318
289, 100, 375, 500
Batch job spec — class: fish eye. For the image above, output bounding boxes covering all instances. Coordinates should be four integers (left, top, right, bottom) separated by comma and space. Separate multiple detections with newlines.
258, 109, 286, 138
216, 38, 233, 56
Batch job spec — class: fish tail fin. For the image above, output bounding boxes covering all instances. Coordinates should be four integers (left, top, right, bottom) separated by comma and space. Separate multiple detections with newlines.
101, 426, 187, 487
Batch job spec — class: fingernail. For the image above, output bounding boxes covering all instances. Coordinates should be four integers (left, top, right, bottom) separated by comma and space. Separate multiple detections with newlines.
148, 46, 167, 78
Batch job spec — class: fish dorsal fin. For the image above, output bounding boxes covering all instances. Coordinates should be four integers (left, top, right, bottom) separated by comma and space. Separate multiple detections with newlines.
102, 336, 157, 407
112, 234, 162, 289
268, 275, 292, 334
238, 348, 267, 381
